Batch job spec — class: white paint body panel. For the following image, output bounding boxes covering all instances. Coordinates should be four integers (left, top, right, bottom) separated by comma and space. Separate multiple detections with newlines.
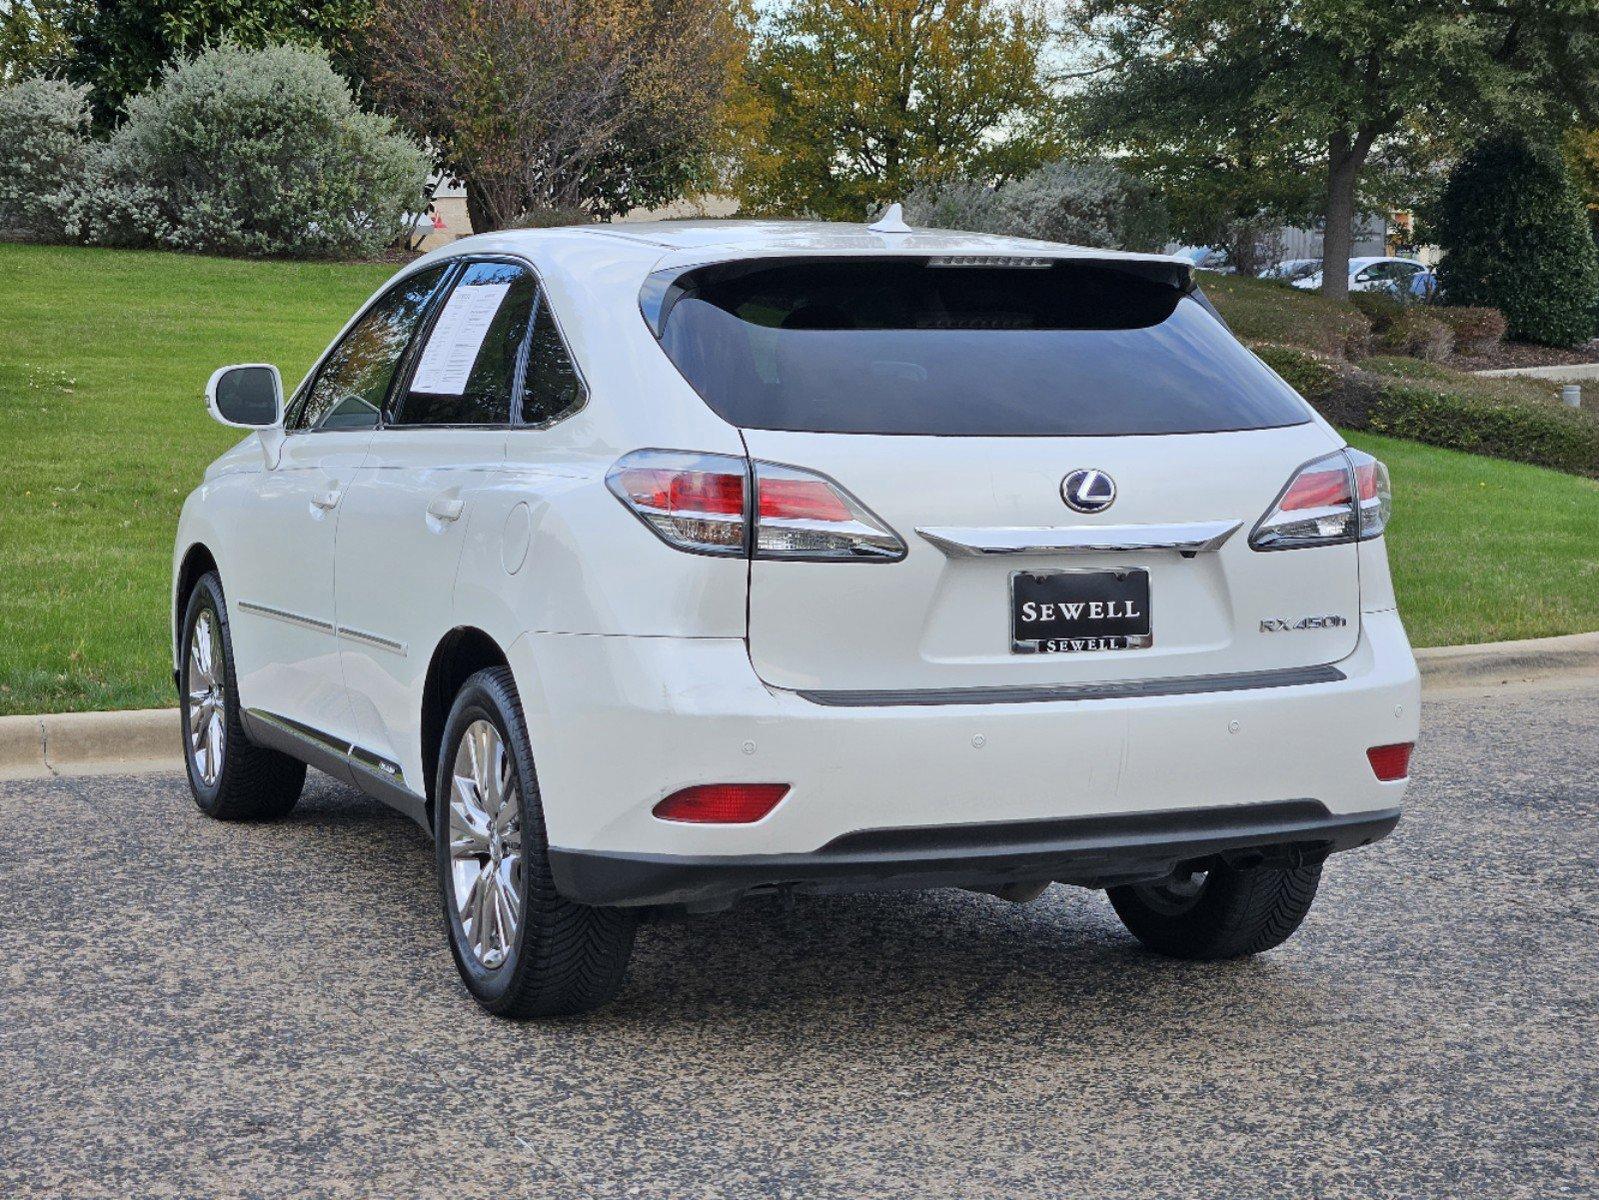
172, 219, 1417, 865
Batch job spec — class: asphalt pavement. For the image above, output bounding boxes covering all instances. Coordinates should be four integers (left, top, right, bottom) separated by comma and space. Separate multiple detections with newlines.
3, 680, 1595, 1199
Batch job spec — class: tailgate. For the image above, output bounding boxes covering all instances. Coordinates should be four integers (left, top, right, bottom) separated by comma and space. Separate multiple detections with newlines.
742, 423, 1359, 693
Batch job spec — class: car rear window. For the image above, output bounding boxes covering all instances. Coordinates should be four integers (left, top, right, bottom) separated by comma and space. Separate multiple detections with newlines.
648, 258, 1310, 436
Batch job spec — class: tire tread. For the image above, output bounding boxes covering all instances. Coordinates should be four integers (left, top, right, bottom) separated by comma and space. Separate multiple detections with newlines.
1107, 861, 1323, 960
439, 666, 635, 1018
182, 572, 305, 822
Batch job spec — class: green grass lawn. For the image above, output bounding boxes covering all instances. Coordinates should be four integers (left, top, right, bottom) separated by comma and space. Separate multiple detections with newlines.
1345, 431, 1598, 646
0, 243, 393, 715
1, 243, 1595, 715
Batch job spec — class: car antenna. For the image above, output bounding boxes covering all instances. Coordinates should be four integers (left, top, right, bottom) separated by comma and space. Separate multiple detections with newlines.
867, 202, 911, 235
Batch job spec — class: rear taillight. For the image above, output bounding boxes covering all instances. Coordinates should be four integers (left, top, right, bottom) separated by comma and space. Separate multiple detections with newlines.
1250, 448, 1391, 551
1367, 742, 1414, 781
653, 784, 790, 823
752, 461, 905, 560
606, 449, 748, 555
607, 449, 905, 561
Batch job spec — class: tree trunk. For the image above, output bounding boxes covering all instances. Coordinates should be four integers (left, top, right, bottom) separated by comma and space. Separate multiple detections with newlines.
466, 177, 495, 236
1321, 128, 1376, 302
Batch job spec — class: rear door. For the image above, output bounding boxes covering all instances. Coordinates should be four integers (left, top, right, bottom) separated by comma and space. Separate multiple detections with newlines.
335, 258, 539, 782
654, 256, 1361, 693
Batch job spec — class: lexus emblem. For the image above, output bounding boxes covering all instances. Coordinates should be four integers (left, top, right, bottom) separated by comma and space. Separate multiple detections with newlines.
1061, 469, 1116, 514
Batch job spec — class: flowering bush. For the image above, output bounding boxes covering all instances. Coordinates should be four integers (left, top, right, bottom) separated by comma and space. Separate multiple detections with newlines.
0, 77, 93, 242
75, 41, 429, 258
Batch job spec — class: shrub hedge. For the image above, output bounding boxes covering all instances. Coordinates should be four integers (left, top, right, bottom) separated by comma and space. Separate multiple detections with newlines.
75, 42, 428, 258
1254, 344, 1598, 476
0, 77, 92, 241
1430, 134, 1599, 348
1204, 275, 1373, 359
1430, 306, 1507, 356
1377, 308, 1454, 362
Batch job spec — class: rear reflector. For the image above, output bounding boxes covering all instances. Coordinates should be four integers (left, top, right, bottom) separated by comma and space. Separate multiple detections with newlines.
652, 784, 790, 824
1366, 742, 1414, 781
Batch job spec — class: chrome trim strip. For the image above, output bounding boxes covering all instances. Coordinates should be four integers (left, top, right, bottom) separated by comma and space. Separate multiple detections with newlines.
794, 663, 1345, 708
338, 625, 407, 656
237, 599, 335, 634
916, 519, 1244, 557
247, 707, 407, 786
348, 743, 406, 783
247, 706, 349, 754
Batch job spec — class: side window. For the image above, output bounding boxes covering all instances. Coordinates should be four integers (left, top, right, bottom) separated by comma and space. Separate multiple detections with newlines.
394, 261, 536, 427
293, 265, 449, 432
519, 294, 585, 426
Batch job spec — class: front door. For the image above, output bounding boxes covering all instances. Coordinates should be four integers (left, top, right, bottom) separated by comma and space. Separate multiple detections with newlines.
227, 263, 452, 746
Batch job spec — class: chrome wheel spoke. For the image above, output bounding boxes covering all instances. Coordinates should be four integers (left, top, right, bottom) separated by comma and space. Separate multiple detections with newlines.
448, 718, 523, 970
187, 609, 226, 786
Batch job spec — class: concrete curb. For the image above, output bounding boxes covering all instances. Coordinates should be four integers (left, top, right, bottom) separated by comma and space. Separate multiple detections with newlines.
0, 707, 181, 781
0, 632, 1594, 780
1412, 630, 1599, 689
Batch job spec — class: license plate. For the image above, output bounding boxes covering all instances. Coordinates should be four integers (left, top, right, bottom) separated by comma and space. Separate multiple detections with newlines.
1010, 568, 1152, 653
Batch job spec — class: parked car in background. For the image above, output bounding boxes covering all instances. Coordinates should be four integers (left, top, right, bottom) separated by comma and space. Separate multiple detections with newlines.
1295, 256, 1434, 298
1171, 245, 1234, 273
1259, 258, 1322, 284
173, 220, 1418, 1018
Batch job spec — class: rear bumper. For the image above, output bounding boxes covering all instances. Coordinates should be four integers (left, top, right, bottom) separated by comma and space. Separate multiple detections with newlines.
512, 608, 1419, 894
550, 799, 1400, 908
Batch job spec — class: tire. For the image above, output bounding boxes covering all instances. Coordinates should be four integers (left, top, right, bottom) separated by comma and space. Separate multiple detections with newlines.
435, 666, 636, 1018
1106, 861, 1323, 960
179, 571, 306, 821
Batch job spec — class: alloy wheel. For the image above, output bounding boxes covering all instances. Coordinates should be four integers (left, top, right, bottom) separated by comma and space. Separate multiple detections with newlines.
449, 719, 525, 970
186, 609, 226, 785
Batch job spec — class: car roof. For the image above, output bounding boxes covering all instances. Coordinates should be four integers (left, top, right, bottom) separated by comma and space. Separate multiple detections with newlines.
1349, 255, 1425, 270
414, 218, 1191, 277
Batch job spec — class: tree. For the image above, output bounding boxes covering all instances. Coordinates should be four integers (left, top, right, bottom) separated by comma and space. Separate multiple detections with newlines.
59, 0, 373, 125
370, 0, 741, 231
1564, 124, 1599, 241
1431, 133, 1599, 347
904, 158, 1168, 250
1070, 1, 1599, 300
730, 0, 1062, 220
0, 1, 70, 84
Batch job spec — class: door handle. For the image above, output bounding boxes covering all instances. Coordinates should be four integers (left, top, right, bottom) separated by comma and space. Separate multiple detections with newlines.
311, 489, 342, 511
427, 495, 465, 523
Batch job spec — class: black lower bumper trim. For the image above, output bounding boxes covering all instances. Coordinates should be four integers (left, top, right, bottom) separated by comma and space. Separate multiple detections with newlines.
548, 799, 1400, 909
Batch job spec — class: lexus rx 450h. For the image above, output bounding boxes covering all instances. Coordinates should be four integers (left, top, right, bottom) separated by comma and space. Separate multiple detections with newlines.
174, 218, 1418, 1017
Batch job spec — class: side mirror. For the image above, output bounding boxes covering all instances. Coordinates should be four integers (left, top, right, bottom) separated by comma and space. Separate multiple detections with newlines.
206, 364, 283, 429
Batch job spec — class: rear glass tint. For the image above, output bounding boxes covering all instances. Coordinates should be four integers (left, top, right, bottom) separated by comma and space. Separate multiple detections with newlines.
650, 259, 1310, 436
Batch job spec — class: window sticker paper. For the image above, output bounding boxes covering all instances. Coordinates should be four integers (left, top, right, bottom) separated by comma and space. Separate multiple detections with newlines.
410, 282, 512, 395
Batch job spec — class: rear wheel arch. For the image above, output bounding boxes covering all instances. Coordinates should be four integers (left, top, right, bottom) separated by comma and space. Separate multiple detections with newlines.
420, 626, 513, 817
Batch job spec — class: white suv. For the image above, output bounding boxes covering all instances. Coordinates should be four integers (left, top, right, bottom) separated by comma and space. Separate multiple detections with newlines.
174, 220, 1419, 1017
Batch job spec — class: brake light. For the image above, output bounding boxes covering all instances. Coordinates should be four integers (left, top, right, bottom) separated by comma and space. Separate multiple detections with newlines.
606, 450, 748, 555
653, 784, 790, 823
607, 450, 906, 561
1250, 449, 1391, 550
1367, 742, 1414, 781
752, 461, 905, 560
757, 476, 851, 521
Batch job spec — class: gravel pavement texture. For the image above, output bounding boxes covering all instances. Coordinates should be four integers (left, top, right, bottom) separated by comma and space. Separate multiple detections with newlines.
2, 682, 1595, 1199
